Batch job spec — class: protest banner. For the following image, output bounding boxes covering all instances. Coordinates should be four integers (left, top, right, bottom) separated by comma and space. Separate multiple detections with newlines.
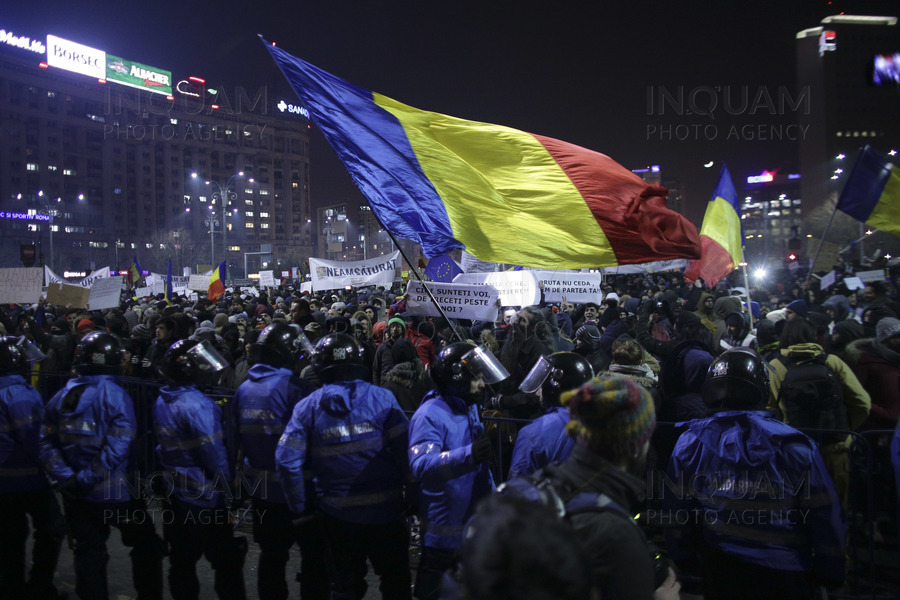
309, 251, 399, 291
405, 281, 499, 321
79, 267, 110, 288
240, 287, 259, 297
259, 270, 277, 288
459, 251, 498, 273
453, 270, 540, 307
46, 282, 91, 308
0, 267, 43, 304
189, 274, 211, 291
530, 270, 604, 304
88, 276, 124, 310
601, 258, 687, 275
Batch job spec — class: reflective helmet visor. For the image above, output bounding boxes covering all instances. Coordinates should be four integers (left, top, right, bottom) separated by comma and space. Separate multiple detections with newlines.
185, 340, 228, 373
461, 345, 509, 385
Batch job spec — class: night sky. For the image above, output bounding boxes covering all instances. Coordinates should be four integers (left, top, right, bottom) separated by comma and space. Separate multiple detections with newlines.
4, 0, 899, 225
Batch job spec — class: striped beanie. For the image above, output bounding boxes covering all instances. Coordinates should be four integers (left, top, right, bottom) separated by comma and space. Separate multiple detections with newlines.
561, 375, 656, 461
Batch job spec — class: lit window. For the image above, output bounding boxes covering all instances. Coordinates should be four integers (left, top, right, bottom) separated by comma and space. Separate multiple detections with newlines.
245, 223, 254, 228
244, 188, 254, 194
259, 189, 269, 196
48, 165, 58, 172
27, 163, 39, 171
63, 169, 76, 176
259, 212, 269, 218
245, 211, 254, 218
260, 223, 269, 229
199, 196, 207, 203
245, 199, 253, 205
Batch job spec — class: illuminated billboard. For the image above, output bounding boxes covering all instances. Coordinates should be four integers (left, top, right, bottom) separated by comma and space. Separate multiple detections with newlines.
106, 54, 172, 95
0, 28, 46, 54
46, 34, 105, 79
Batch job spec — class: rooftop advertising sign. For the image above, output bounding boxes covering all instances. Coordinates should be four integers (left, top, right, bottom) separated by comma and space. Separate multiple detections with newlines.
0, 28, 46, 54
106, 54, 172, 96
46, 34, 105, 79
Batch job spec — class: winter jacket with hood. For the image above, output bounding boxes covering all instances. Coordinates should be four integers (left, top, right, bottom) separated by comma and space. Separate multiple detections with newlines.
720, 311, 757, 351
667, 411, 846, 583
507, 406, 574, 480
713, 296, 743, 349
408, 389, 495, 549
233, 363, 315, 504
1, 374, 48, 493
767, 343, 871, 436
40, 375, 136, 503
276, 379, 409, 524
154, 384, 231, 508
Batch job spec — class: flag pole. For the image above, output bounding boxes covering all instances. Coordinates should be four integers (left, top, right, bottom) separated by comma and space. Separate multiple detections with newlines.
804, 203, 840, 285
376, 222, 468, 343
740, 246, 754, 326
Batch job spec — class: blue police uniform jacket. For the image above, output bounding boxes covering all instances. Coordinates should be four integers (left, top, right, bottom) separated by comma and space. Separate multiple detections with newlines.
507, 406, 574, 480
234, 364, 314, 504
666, 411, 847, 579
39, 375, 137, 503
0, 374, 47, 493
408, 389, 495, 550
154, 385, 231, 508
276, 379, 409, 524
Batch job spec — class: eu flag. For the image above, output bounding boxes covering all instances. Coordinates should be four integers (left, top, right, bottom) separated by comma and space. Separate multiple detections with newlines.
424, 255, 463, 283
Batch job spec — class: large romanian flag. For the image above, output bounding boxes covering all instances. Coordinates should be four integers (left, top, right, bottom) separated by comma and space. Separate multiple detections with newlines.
837, 145, 900, 239
263, 38, 700, 269
208, 260, 226, 301
684, 165, 742, 287
129, 255, 142, 286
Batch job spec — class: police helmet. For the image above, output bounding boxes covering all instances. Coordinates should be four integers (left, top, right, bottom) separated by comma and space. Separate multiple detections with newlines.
519, 352, 594, 407
0, 336, 27, 376
701, 346, 770, 411
255, 323, 314, 369
161, 339, 228, 387
73, 332, 123, 376
431, 342, 509, 399
311, 332, 369, 384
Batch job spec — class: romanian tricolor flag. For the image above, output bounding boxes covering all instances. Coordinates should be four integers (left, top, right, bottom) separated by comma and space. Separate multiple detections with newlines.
684, 165, 743, 288
129, 256, 142, 286
837, 145, 900, 239
164, 259, 173, 305
263, 38, 700, 269
208, 260, 226, 301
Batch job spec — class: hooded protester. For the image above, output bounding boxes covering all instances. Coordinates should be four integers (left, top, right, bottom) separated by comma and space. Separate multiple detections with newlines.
712, 295, 743, 349
844, 317, 900, 430
822, 294, 856, 331
693, 292, 718, 335
381, 337, 430, 412
574, 324, 612, 374
721, 311, 757, 351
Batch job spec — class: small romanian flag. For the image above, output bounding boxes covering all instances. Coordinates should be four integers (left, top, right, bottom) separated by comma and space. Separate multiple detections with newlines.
129, 256, 142, 286
164, 259, 173, 305
837, 145, 900, 239
208, 260, 226, 301
684, 165, 743, 288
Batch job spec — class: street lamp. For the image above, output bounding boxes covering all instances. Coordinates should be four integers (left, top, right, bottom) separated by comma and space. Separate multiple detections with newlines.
193, 171, 244, 278
37, 191, 60, 272
204, 206, 220, 267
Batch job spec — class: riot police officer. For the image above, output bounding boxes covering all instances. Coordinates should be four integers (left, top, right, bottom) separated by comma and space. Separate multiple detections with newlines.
233, 323, 327, 600
408, 342, 509, 600
0, 336, 65, 600
39, 332, 165, 600
508, 351, 595, 479
154, 339, 246, 600
276, 332, 411, 600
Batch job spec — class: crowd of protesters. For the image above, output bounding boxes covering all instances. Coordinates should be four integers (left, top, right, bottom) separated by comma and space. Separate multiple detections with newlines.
1, 263, 900, 600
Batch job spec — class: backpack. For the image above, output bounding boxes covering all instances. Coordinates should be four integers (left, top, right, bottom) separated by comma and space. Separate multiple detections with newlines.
497, 472, 633, 522
776, 353, 848, 444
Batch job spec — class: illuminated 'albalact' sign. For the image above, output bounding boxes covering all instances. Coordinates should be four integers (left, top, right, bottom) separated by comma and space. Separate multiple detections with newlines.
106, 54, 172, 96
0, 28, 46, 54
46, 34, 105, 79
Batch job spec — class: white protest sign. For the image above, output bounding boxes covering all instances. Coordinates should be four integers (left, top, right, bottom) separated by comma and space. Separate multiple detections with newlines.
134, 286, 153, 298
405, 281, 499, 321
459, 251, 498, 273
819, 270, 836, 291
87, 275, 124, 310
189, 274, 211, 291
190, 292, 199, 302
857, 269, 886, 283
530, 270, 604, 304
843, 276, 865, 291
0, 267, 43, 303
240, 286, 259, 297
453, 270, 540, 307
259, 270, 277, 288
300, 282, 312, 294
309, 251, 400, 291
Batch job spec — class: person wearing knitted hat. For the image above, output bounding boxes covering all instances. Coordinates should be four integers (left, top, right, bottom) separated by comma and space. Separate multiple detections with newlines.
529, 375, 679, 600
784, 299, 809, 321
371, 317, 408, 386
